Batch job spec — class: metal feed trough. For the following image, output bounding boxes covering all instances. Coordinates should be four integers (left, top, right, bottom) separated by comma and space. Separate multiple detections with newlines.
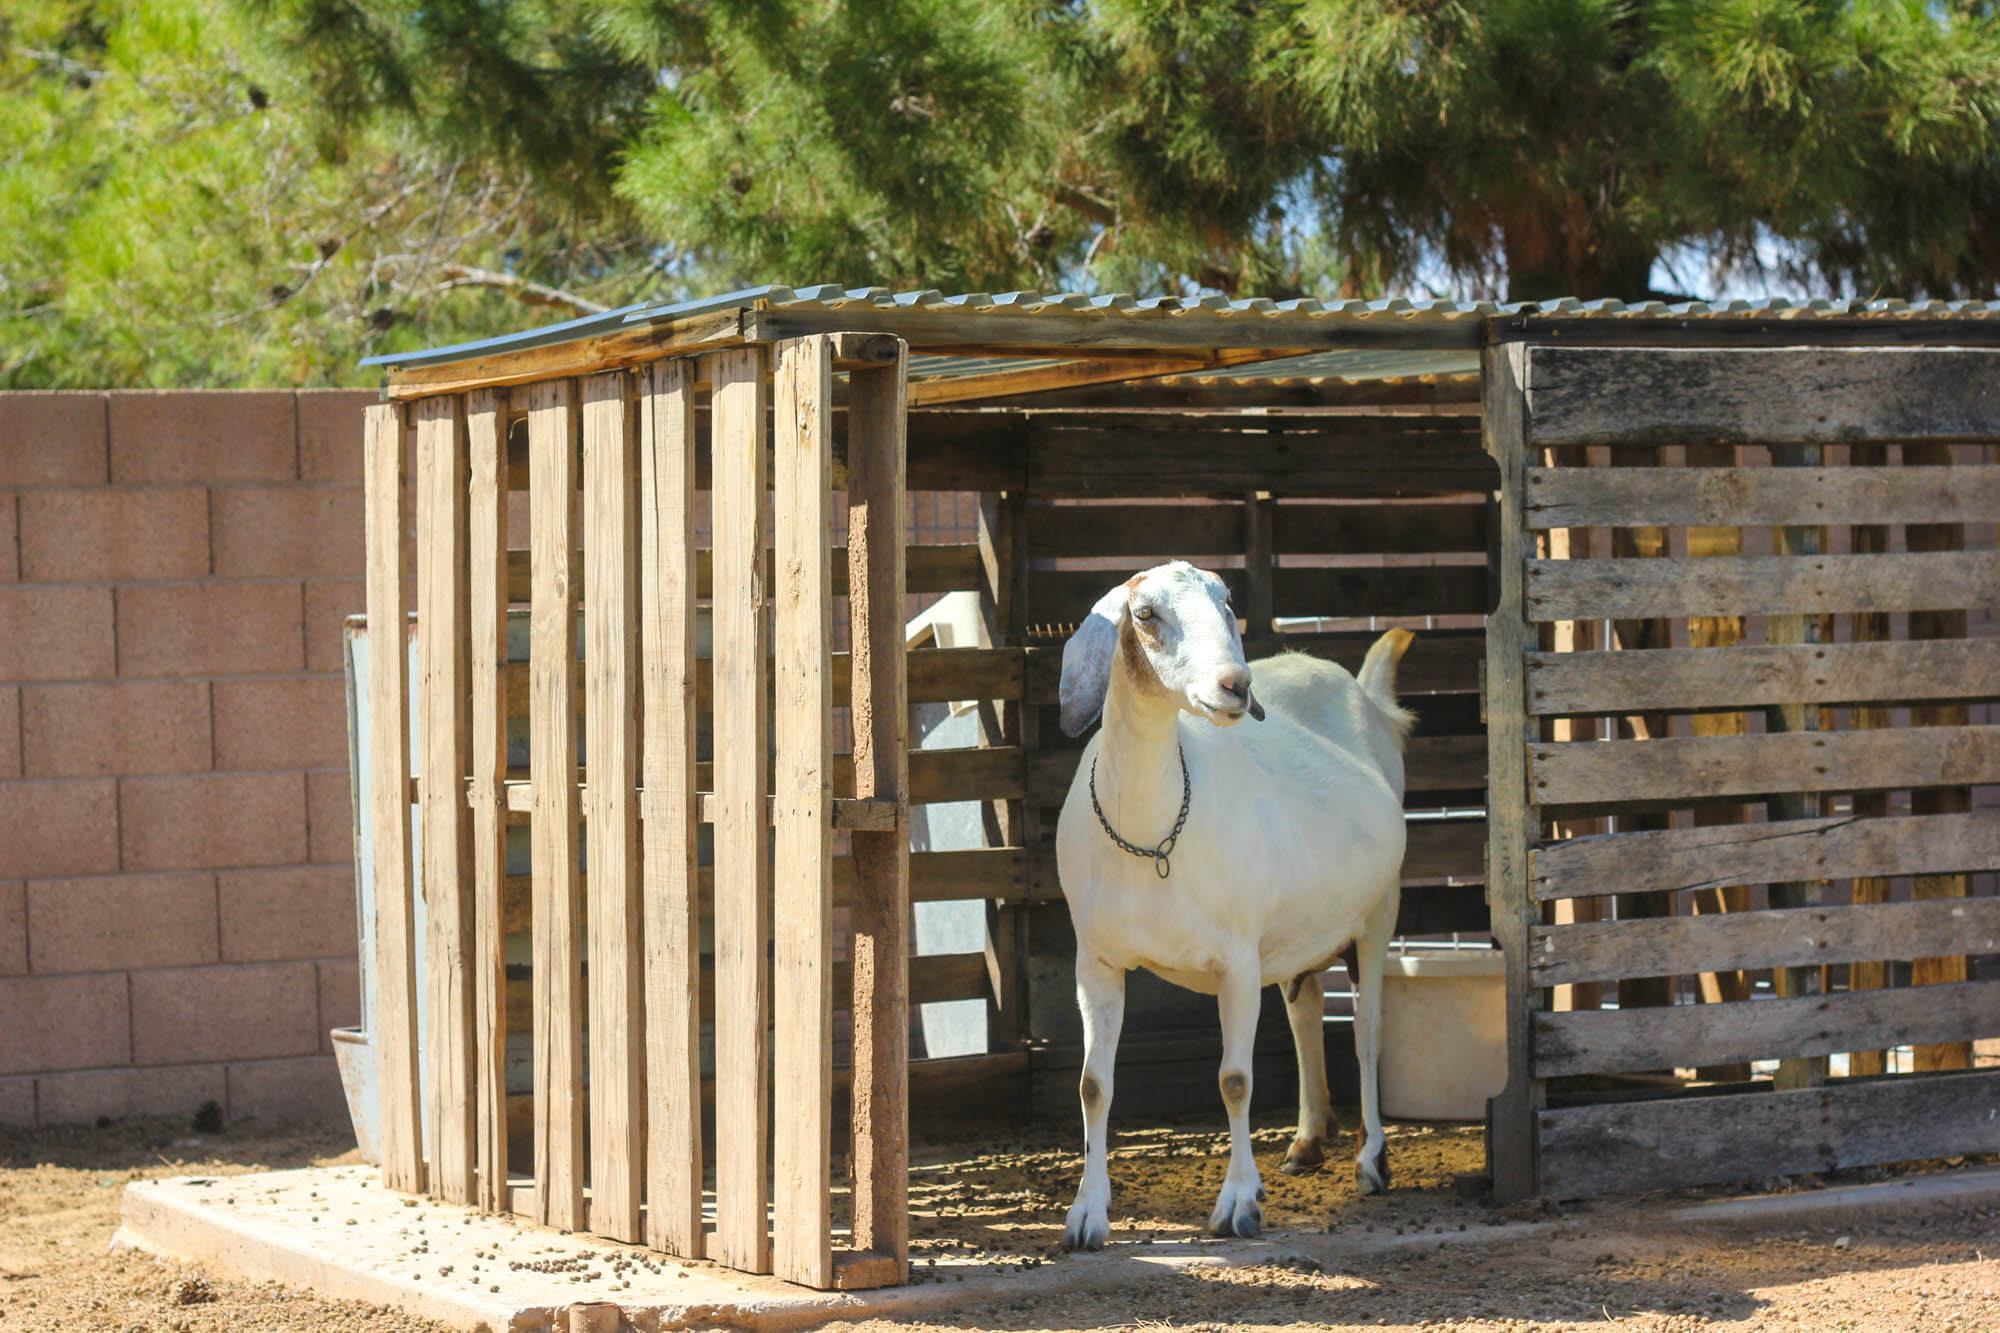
351, 286, 2000, 1289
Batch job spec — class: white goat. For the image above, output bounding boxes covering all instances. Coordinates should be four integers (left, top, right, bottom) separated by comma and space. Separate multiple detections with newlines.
1055, 561, 1413, 1249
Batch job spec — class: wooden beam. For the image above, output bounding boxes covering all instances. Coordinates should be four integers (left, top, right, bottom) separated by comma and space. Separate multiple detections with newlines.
638, 357, 705, 1259
845, 342, 912, 1282
363, 401, 423, 1196
1524, 550, 2000, 622
1524, 462, 2000, 529
771, 335, 836, 1290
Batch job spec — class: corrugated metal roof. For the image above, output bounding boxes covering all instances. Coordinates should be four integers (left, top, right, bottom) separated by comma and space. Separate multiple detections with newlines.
363, 282, 2000, 374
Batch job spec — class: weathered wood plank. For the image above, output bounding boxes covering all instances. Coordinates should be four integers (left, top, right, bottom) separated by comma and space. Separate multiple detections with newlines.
1017, 499, 1489, 561
501, 542, 982, 603
1482, 340, 1541, 1203
363, 401, 424, 1196
1538, 1069, 2000, 1200
1532, 809, 2000, 902
527, 379, 585, 1231
1524, 463, 2000, 529
1844, 443, 1894, 1079
845, 345, 912, 1281
771, 336, 836, 1289
415, 393, 476, 1205
1533, 980, 2000, 1078
1524, 638, 2000, 715
1524, 346, 2000, 447
1530, 896, 2000, 988
1526, 549, 2000, 622
1528, 724, 2000, 807
581, 372, 644, 1243
465, 388, 510, 1212
1272, 501, 1489, 555
708, 347, 773, 1275
1029, 563, 1489, 629
639, 358, 703, 1259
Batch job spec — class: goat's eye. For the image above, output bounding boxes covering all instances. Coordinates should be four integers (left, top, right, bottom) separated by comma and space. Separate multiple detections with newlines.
1133, 606, 1154, 621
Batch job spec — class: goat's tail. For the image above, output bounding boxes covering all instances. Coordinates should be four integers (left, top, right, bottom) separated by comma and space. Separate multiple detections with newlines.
1356, 628, 1417, 742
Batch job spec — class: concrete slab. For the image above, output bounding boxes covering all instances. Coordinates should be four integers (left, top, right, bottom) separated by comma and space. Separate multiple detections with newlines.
114, 1162, 2000, 1332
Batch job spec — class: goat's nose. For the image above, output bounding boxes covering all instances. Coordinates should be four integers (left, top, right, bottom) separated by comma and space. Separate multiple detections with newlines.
1217, 667, 1252, 704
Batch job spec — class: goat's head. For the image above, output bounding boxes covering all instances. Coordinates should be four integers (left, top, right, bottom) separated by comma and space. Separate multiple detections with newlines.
1058, 561, 1263, 737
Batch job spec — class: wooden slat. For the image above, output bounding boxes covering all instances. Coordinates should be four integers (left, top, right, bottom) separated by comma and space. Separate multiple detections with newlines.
1523, 463, 2000, 529
1529, 896, 2000, 988
501, 542, 982, 603
1272, 501, 1488, 554
363, 401, 423, 1195
1844, 441, 1894, 1079
1538, 1069, 2000, 1200
415, 393, 476, 1205
1532, 980, 2000, 1078
709, 346, 772, 1275
465, 388, 509, 1212
1528, 725, 2000, 808
581, 372, 643, 1243
772, 336, 836, 1289
845, 344, 911, 1282
1532, 810, 2000, 902
1026, 503, 1244, 559
639, 358, 704, 1258
1525, 638, 2000, 715
383, 308, 744, 400
1524, 550, 2000, 622
527, 378, 585, 1231
1524, 346, 2000, 447
1481, 340, 1541, 1203
1028, 563, 1488, 629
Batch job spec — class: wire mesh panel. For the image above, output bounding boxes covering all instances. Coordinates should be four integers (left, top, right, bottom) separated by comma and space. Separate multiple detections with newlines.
1485, 343, 2000, 1202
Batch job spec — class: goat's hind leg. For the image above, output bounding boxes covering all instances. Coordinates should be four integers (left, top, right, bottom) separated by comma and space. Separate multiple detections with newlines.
1280, 968, 1333, 1175
1064, 952, 1125, 1251
1347, 890, 1400, 1195
1208, 960, 1266, 1238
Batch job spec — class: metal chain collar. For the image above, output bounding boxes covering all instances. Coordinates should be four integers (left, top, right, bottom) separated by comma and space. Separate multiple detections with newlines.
1089, 743, 1191, 879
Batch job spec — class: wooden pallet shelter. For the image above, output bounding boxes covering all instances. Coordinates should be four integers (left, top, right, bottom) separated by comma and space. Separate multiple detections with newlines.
356, 288, 2000, 1288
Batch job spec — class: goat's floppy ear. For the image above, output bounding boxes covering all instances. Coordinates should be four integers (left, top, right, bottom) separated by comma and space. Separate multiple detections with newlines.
1059, 585, 1126, 737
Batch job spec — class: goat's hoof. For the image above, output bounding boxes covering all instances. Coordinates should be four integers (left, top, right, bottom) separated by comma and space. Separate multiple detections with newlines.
1282, 1138, 1325, 1176
1355, 1151, 1391, 1196
1064, 1212, 1110, 1252
1207, 1185, 1263, 1239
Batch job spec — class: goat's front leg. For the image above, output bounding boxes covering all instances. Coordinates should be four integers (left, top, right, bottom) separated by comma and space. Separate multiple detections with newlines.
1281, 969, 1333, 1175
1064, 951, 1125, 1251
1207, 960, 1265, 1237
1348, 889, 1401, 1194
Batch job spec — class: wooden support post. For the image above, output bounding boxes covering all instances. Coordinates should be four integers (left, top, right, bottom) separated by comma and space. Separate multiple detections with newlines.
416, 393, 476, 1204
1905, 441, 1974, 1073
1542, 447, 1602, 1017
975, 491, 1023, 1051
1481, 342, 1541, 1203
1845, 442, 1892, 1079
709, 347, 772, 1275
1684, 440, 1752, 1083
528, 379, 586, 1230
1244, 490, 1275, 638
465, 388, 511, 1210
1607, 444, 1674, 1015
772, 336, 836, 1289
640, 358, 705, 1258
364, 401, 424, 1195
583, 372, 645, 1242
846, 342, 911, 1280
1765, 442, 1832, 1091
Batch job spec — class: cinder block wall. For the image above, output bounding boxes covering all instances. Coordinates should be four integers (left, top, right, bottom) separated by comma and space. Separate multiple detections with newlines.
0, 390, 377, 1128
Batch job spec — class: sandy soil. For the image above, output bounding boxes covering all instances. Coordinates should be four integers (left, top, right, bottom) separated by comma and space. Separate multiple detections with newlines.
1, 1110, 1995, 1332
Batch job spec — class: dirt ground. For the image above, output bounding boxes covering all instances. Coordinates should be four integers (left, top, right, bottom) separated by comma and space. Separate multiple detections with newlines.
2, 1109, 1996, 1333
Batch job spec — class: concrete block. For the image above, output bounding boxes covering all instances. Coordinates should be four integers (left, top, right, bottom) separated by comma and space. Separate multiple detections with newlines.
0, 880, 23, 976
0, 779, 119, 878
107, 391, 297, 485
211, 485, 363, 579
226, 1054, 348, 1124
28, 871, 219, 973
296, 390, 375, 484
21, 680, 211, 778
0, 494, 16, 581
307, 769, 355, 865
303, 580, 364, 673
212, 676, 346, 771
0, 971, 131, 1074
18, 487, 210, 582
0, 585, 116, 680
0, 685, 18, 778
317, 958, 360, 1052
218, 864, 355, 963
117, 581, 303, 677
0, 392, 108, 487
130, 961, 319, 1065
35, 1062, 226, 1126
119, 771, 306, 872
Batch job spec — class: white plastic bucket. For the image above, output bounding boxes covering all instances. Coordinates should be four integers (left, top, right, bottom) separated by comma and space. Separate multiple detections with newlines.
1377, 948, 1507, 1121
